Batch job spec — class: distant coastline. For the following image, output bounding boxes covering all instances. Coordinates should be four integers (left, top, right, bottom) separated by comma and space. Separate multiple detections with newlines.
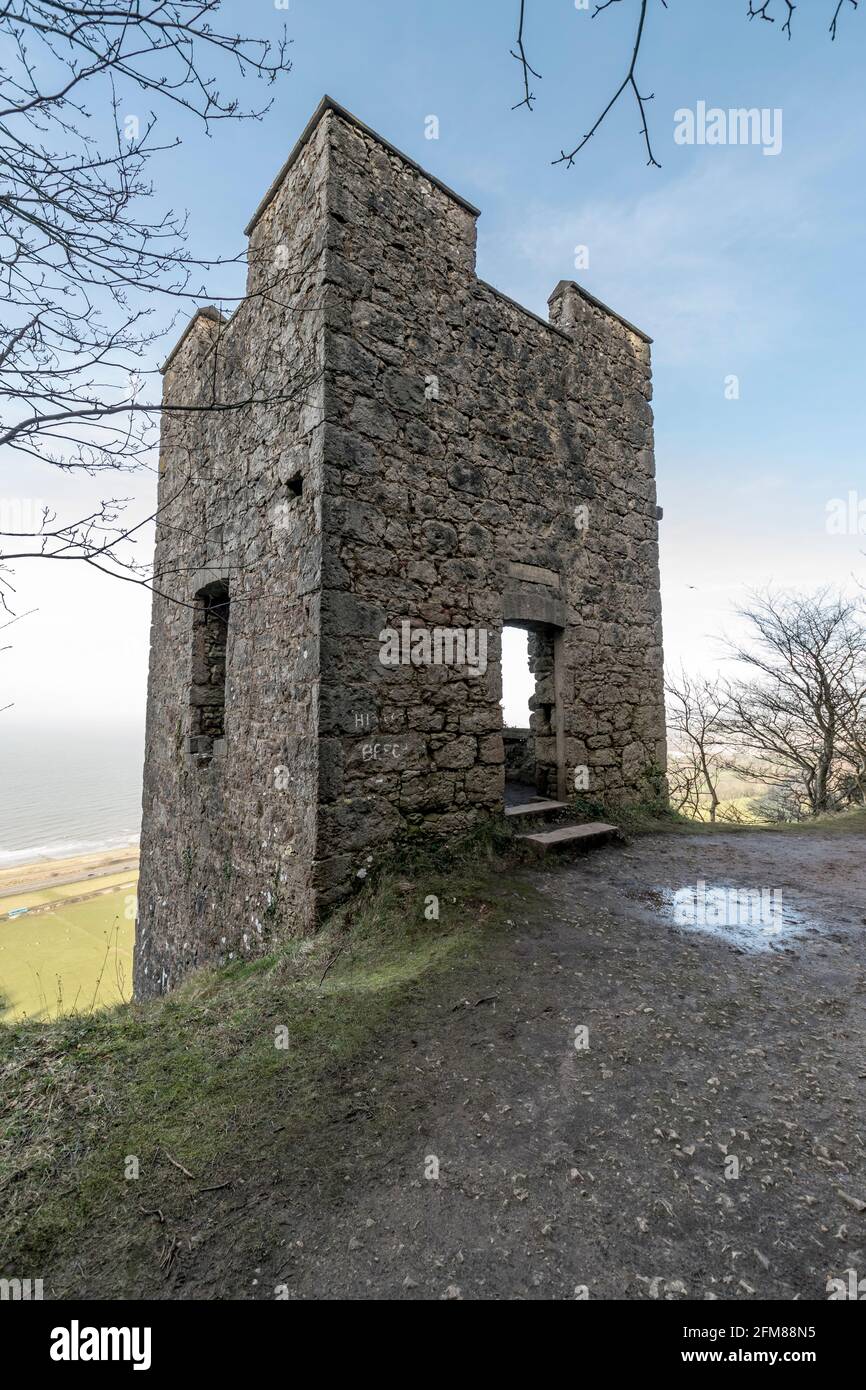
0, 844, 140, 900
0, 833, 140, 873
0, 721, 144, 881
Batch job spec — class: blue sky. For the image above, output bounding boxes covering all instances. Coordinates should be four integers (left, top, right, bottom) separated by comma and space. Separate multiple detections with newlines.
3, 0, 865, 726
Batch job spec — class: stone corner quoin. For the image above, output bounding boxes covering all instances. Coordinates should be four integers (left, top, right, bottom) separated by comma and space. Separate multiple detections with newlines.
134, 95, 666, 1000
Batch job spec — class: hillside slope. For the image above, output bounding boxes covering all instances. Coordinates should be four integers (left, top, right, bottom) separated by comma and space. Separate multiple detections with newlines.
2, 816, 865, 1300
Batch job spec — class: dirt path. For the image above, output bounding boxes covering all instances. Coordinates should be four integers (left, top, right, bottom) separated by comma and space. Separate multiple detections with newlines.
75, 826, 866, 1301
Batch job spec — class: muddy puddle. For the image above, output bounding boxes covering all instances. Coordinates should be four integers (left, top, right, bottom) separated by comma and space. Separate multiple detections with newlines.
636, 880, 822, 953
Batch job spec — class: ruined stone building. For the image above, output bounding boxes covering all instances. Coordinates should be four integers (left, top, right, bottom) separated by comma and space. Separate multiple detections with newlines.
134, 97, 666, 999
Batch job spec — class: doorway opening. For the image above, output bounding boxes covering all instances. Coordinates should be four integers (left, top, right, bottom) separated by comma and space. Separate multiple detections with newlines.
500, 622, 562, 807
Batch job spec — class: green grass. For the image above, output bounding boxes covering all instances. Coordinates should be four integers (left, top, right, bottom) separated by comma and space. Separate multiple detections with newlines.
0, 845, 515, 1288
569, 792, 691, 836
0, 888, 134, 1023
570, 786, 866, 837
745, 805, 866, 835
663, 805, 866, 837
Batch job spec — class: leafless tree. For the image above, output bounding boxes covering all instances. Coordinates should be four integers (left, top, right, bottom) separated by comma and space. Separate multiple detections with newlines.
665, 752, 702, 820
832, 651, 866, 804
665, 669, 728, 822
0, 2, 295, 473
0, 479, 196, 600
511, 0, 859, 168
721, 589, 866, 816
0, 3, 330, 624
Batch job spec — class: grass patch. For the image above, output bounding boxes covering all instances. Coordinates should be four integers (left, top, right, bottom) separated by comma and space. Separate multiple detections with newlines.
0, 889, 134, 1024
599, 801, 866, 838
569, 792, 692, 836
0, 843, 516, 1291
742, 805, 866, 836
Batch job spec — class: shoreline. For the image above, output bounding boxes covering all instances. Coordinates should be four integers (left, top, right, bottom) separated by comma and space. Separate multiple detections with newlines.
0, 845, 141, 901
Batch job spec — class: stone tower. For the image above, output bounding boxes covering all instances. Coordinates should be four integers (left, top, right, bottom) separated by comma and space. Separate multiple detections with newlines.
134, 97, 666, 999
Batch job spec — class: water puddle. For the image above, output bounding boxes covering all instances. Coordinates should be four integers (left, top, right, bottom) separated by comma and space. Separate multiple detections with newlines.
646, 881, 821, 953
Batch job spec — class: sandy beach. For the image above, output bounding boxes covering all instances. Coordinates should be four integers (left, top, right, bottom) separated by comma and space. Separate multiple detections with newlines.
0, 845, 140, 902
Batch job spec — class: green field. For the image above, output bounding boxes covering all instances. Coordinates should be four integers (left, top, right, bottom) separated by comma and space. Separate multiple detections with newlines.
0, 888, 134, 1023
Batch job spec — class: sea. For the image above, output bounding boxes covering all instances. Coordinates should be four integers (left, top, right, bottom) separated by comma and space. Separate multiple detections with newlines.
0, 722, 145, 869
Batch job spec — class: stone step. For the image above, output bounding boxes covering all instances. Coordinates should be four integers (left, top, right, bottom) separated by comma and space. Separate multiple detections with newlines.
517, 821, 619, 855
504, 799, 570, 820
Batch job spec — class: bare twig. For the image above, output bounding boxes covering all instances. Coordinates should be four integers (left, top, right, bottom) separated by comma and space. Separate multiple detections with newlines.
511, 0, 542, 110
318, 945, 346, 986
553, 0, 666, 170
162, 1149, 195, 1179
748, 1, 796, 38
518, 0, 858, 168
830, 0, 858, 39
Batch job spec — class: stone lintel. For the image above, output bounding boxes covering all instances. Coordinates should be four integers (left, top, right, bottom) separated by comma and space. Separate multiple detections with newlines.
189, 565, 231, 598
503, 587, 566, 630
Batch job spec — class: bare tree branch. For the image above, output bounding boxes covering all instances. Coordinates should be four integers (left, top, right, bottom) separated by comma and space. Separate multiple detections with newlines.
747, 2, 796, 40
830, 0, 859, 40
720, 589, 866, 815
553, 0, 665, 170
514, 0, 859, 167
0, 1, 294, 475
665, 669, 728, 822
511, 0, 542, 111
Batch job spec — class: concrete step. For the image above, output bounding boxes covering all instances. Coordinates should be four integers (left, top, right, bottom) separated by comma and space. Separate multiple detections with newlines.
517, 821, 619, 855
504, 799, 570, 820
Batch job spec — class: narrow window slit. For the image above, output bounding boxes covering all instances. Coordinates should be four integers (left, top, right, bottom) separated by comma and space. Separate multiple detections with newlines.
189, 580, 229, 759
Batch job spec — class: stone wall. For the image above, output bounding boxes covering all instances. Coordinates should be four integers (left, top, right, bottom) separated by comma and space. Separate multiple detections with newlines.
312, 103, 665, 908
134, 118, 329, 998
135, 97, 666, 997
